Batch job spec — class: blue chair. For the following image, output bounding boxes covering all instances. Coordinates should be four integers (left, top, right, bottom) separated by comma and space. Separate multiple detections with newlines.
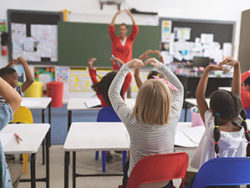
246, 108, 250, 119
187, 157, 250, 188
96, 106, 127, 173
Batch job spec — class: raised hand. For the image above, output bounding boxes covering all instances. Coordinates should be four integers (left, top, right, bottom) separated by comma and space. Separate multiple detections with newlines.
219, 57, 239, 67
206, 64, 230, 72
144, 58, 161, 68
126, 58, 144, 69
88, 58, 97, 69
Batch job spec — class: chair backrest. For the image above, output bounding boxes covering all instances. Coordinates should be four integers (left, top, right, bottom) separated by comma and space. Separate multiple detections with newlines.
191, 157, 250, 188
126, 152, 189, 188
12, 106, 33, 124
97, 106, 121, 122
246, 108, 250, 119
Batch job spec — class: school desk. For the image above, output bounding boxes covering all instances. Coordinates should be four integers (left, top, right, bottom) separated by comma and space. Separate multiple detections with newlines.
67, 97, 136, 130
21, 97, 52, 165
1, 123, 50, 188
64, 122, 130, 188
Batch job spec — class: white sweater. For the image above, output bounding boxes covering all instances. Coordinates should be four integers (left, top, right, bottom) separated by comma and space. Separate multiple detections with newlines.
108, 64, 184, 176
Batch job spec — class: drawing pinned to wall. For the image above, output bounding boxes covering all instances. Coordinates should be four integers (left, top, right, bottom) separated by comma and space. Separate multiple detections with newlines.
174, 27, 191, 40
0, 19, 6, 32
161, 20, 172, 42
69, 68, 88, 92
55, 66, 69, 82
34, 67, 55, 90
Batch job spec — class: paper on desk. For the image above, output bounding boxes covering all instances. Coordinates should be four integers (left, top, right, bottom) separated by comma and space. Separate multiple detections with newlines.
179, 125, 205, 144
0, 133, 13, 147
175, 126, 198, 147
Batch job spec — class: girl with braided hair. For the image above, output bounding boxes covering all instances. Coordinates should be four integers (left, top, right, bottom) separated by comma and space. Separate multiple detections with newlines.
187, 58, 250, 187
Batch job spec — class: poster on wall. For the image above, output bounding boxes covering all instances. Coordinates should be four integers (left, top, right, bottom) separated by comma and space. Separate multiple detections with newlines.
11, 23, 58, 62
161, 20, 172, 42
34, 67, 55, 90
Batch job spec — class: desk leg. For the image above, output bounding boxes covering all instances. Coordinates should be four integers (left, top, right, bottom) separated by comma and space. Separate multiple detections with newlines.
64, 152, 69, 188
72, 152, 76, 188
184, 105, 187, 122
68, 110, 72, 131
30, 153, 36, 188
42, 109, 45, 165
48, 104, 51, 147
46, 130, 50, 188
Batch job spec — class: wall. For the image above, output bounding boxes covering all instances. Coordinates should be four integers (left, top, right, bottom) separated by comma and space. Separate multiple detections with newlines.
0, 0, 249, 99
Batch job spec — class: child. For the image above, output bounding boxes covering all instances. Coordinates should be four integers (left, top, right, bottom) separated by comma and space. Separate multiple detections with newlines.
108, 58, 183, 187
241, 75, 250, 110
134, 50, 164, 88
0, 77, 22, 188
88, 57, 131, 107
189, 58, 249, 187
0, 56, 34, 98
88, 57, 131, 161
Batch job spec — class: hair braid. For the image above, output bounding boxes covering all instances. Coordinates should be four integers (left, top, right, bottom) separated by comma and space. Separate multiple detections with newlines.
240, 108, 250, 156
213, 115, 221, 158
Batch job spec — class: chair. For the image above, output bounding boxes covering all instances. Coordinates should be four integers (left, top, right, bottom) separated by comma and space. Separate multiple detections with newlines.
246, 108, 250, 119
12, 106, 33, 174
96, 106, 127, 173
118, 152, 189, 188
187, 157, 250, 188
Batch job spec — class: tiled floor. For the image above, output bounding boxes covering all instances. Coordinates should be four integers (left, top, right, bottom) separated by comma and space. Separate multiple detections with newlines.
16, 145, 196, 188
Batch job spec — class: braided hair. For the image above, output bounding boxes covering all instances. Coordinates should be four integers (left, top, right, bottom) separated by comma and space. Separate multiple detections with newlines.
240, 108, 250, 156
210, 90, 245, 157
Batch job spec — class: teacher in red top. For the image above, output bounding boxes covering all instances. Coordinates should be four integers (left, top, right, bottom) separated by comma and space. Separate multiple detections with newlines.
109, 9, 139, 70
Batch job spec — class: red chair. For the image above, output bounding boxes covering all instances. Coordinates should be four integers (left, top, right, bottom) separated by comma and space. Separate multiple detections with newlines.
118, 152, 189, 188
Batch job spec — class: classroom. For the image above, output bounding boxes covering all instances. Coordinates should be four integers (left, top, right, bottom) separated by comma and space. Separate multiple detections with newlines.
0, 0, 250, 187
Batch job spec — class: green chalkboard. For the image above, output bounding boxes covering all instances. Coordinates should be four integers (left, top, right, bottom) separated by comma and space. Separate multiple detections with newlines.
58, 21, 160, 67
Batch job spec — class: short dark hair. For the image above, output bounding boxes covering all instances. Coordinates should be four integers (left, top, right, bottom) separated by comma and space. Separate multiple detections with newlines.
0, 67, 16, 78
119, 23, 128, 29
92, 72, 123, 106
147, 71, 163, 80
244, 76, 250, 86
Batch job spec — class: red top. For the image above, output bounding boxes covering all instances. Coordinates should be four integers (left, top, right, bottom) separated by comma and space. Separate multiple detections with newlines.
88, 67, 132, 107
241, 71, 250, 109
109, 25, 139, 70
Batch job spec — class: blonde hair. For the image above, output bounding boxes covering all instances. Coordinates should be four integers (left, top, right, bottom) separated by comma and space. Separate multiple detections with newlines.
133, 79, 173, 125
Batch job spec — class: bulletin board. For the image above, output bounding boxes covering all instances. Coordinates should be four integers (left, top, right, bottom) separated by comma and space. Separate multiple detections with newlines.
7, 9, 63, 65
159, 17, 235, 63
160, 17, 235, 46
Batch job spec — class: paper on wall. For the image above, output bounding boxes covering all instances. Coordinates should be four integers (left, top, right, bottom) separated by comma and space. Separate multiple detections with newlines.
174, 27, 191, 40
161, 20, 172, 42
223, 43, 232, 58
201, 33, 214, 44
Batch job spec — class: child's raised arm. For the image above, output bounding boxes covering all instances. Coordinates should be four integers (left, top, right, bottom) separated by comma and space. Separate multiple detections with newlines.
108, 59, 144, 122
17, 57, 34, 92
196, 63, 229, 122
0, 77, 21, 113
219, 58, 241, 96
88, 58, 99, 85
144, 58, 184, 113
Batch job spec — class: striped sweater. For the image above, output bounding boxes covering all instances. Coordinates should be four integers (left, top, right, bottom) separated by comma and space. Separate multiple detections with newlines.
108, 64, 184, 176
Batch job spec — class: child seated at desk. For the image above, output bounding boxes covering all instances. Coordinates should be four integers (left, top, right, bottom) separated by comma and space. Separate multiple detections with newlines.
88, 57, 131, 161
88, 57, 131, 107
134, 50, 164, 88
109, 57, 183, 187
0, 77, 22, 188
186, 58, 249, 187
0, 56, 34, 99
